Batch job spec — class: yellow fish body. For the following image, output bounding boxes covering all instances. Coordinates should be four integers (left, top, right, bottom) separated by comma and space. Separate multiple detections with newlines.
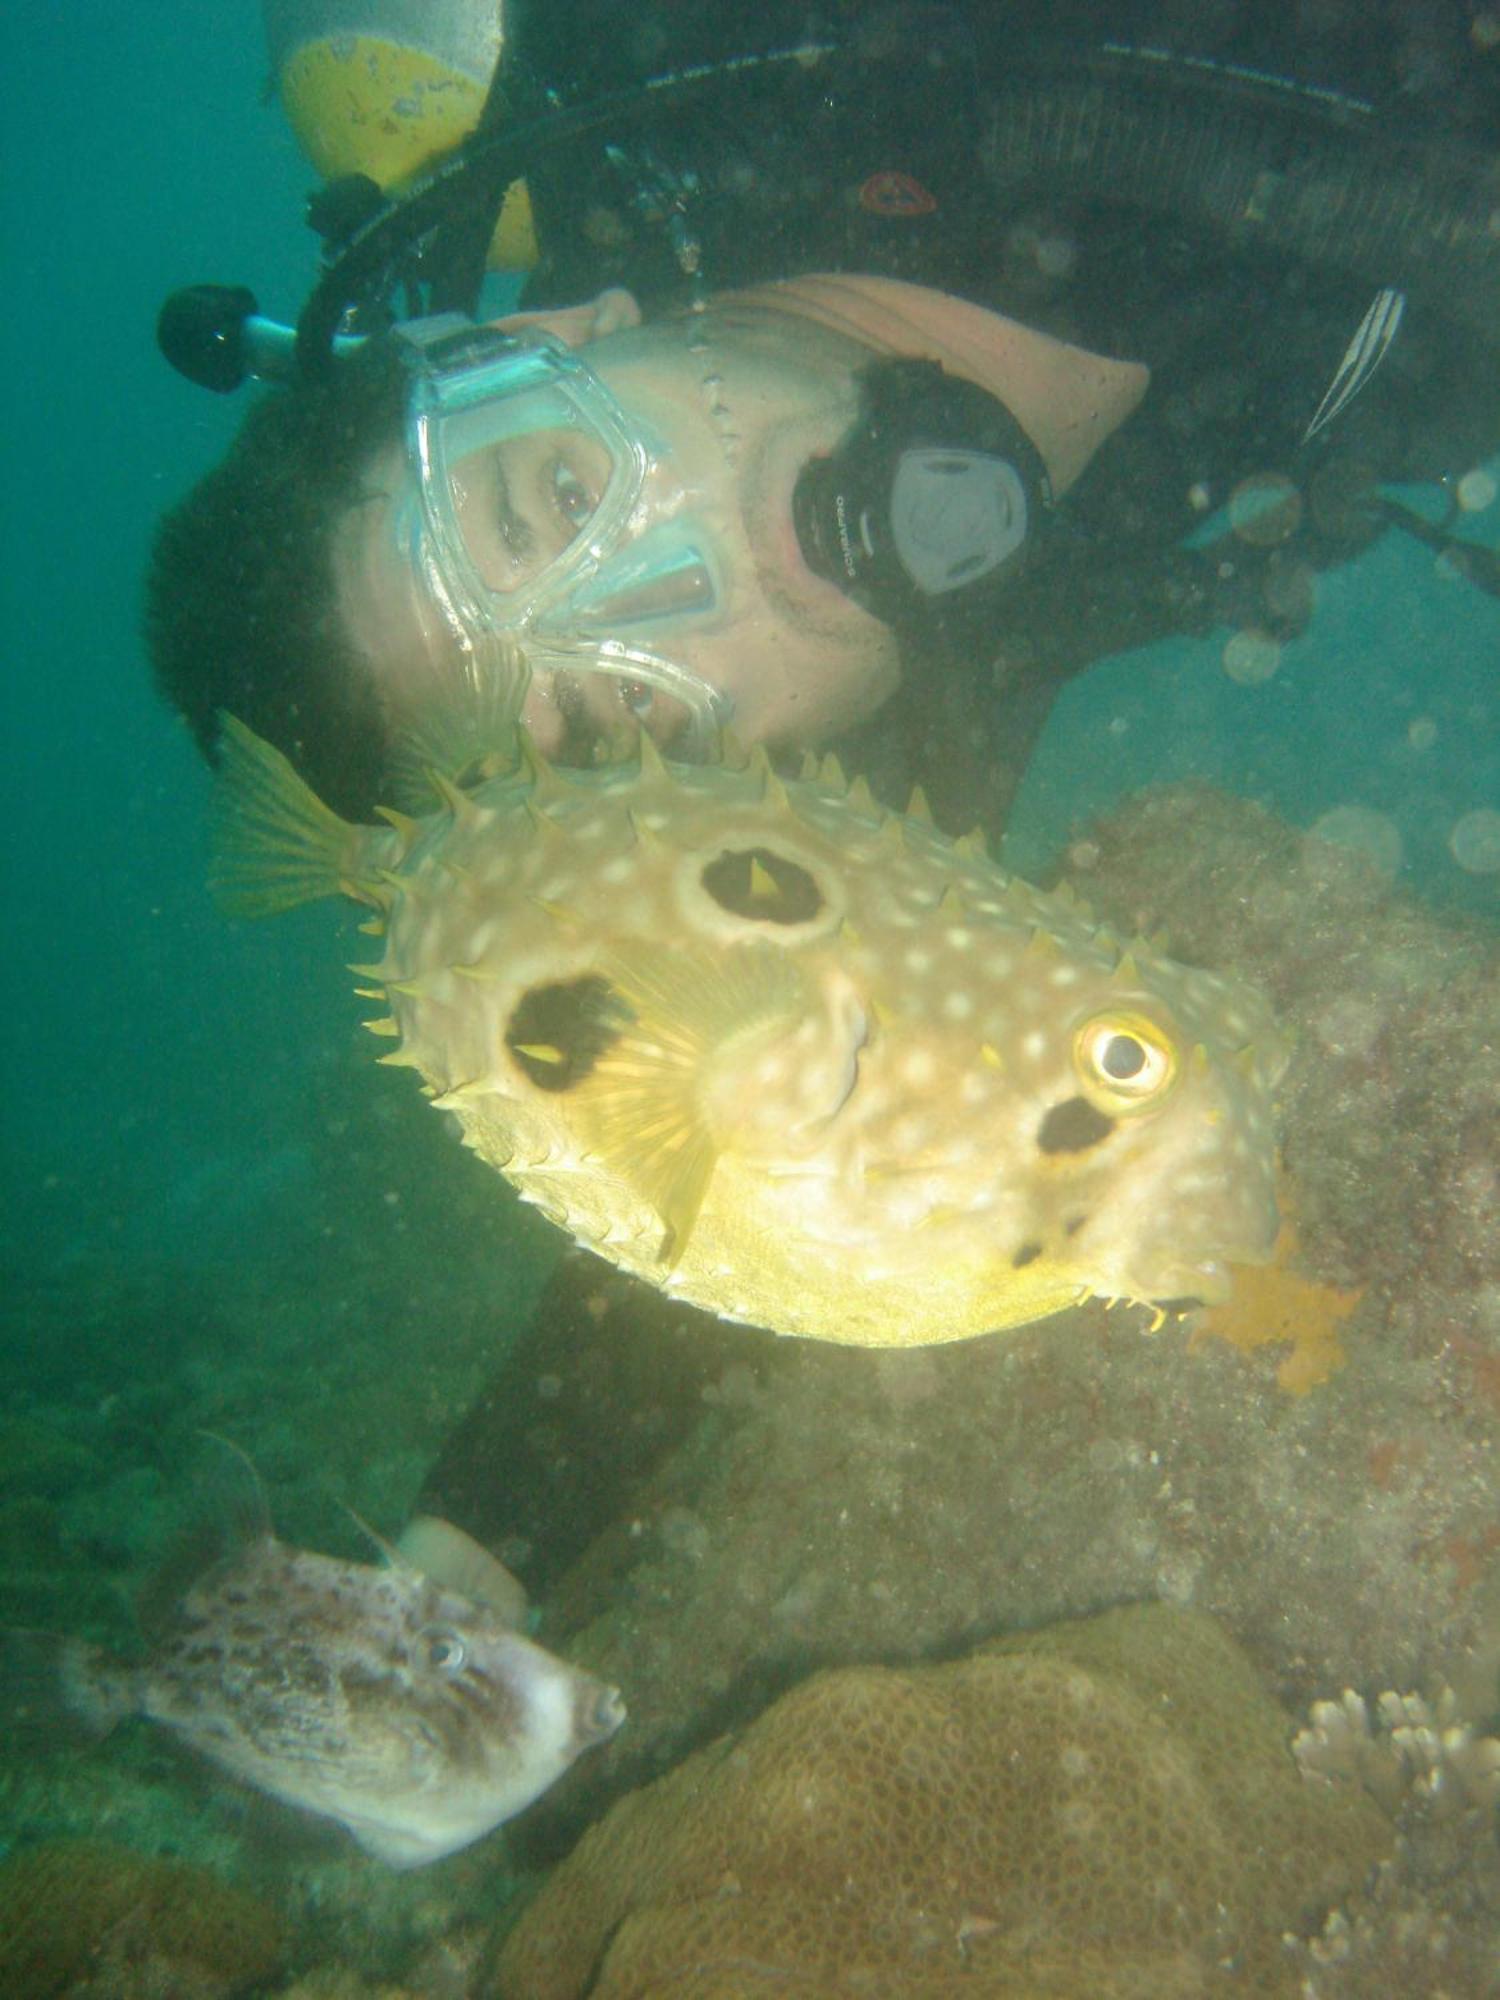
214, 720, 1287, 1347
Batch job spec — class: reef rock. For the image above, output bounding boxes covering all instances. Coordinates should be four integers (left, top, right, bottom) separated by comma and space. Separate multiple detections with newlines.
0, 1839, 284, 1998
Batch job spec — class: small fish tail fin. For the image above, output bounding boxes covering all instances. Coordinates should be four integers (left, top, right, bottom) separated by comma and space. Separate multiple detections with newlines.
210, 713, 381, 917
0, 1630, 133, 1748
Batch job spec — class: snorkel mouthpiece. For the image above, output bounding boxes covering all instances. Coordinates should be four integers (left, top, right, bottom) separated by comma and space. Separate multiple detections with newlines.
793, 358, 1052, 636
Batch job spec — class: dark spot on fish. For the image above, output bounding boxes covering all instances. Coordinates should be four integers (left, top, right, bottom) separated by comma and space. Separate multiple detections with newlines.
1011, 1241, 1043, 1268
701, 847, 824, 924
506, 976, 630, 1091
1037, 1096, 1117, 1154
1063, 1213, 1088, 1238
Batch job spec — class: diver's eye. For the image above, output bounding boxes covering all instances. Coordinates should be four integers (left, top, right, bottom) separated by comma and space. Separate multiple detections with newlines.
550, 458, 595, 531
620, 678, 655, 718
1074, 1013, 1177, 1109
421, 1627, 468, 1674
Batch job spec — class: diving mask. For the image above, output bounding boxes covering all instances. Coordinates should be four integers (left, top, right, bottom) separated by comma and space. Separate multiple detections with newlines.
391, 315, 737, 752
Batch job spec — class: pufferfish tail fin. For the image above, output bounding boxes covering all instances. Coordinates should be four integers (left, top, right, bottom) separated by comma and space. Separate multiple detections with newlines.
210, 713, 384, 917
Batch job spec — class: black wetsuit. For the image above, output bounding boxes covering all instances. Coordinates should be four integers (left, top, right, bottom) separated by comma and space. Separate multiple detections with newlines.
417, 3, 1500, 1583
497, 3, 1500, 835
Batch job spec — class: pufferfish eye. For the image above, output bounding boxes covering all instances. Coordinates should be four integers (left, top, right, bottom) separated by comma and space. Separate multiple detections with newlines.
1073, 1012, 1178, 1110
420, 1626, 468, 1674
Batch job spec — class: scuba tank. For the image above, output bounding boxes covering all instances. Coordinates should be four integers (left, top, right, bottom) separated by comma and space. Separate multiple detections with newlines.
263, 0, 538, 270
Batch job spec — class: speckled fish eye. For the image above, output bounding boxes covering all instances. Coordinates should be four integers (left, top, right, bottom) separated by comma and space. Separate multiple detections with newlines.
421, 1626, 469, 1674
1073, 1013, 1178, 1110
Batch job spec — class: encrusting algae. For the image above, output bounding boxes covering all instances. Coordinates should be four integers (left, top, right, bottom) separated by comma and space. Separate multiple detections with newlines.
1191, 1217, 1365, 1394
210, 709, 1288, 1346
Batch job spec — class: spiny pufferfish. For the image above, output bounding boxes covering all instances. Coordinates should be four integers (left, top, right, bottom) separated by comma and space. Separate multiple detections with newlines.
213, 716, 1287, 1347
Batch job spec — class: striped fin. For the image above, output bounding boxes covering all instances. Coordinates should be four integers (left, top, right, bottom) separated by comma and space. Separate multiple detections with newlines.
1302, 287, 1404, 445
383, 639, 527, 812
573, 940, 811, 1266
210, 714, 383, 917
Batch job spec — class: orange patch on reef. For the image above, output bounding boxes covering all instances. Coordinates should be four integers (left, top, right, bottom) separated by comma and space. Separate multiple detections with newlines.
1366, 1438, 1403, 1489
1447, 1331, 1500, 1414
1189, 1222, 1364, 1395
1442, 1525, 1500, 1596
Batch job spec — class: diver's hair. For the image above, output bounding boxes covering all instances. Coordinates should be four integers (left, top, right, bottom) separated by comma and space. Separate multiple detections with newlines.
144, 342, 409, 820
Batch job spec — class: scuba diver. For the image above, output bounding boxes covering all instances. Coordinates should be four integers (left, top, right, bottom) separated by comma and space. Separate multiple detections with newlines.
148, 2, 1500, 1597
152, 1, 1500, 838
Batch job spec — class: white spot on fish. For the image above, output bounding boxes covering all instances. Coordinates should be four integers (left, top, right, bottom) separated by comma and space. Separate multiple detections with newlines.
901, 1048, 938, 1088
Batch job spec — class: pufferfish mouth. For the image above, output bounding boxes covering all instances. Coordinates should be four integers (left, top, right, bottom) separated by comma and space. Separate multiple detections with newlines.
1118, 1257, 1233, 1310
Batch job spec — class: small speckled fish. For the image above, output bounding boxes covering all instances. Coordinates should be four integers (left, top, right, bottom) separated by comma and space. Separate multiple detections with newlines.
212, 715, 1287, 1347
3, 1462, 622, 1868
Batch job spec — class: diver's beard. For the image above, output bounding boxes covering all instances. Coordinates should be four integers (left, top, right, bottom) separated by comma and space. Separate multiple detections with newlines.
539, 666, 681, 766
543, 668, 616, 765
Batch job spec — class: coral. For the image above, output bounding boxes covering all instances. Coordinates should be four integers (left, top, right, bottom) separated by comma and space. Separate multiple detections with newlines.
268, 1974, 417, 2000
1280, 1677, 1500, 2000
495, 1603, 1393, 1998
0, 1840, 284, 1999
1294, 1683, 1500, 1822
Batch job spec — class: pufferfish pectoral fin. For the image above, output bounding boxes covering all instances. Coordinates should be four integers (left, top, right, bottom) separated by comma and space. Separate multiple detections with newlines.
209, 714, 388, 917
577, 939, 815, 1266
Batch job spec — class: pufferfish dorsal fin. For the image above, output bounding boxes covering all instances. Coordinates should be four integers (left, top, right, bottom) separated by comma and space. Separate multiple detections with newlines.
210, 714, 385, 917
577, 939, 813, 1266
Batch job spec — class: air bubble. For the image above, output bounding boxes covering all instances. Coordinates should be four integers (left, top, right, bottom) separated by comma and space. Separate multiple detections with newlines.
1456, 469, 1498, 514
1308, 806, 1404, 879
1449, 809, 1500, 874
1228, 472, 1302, 547
1221, 629, 1281, 685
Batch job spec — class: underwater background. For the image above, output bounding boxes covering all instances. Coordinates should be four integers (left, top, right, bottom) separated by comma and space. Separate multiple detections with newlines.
6, 5, 1499, 1282
4, 3, 1500, 1995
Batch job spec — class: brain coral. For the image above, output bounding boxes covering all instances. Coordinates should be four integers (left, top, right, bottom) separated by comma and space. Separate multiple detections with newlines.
495, 1603, 1392, 1998
0, 1839, 284, 1998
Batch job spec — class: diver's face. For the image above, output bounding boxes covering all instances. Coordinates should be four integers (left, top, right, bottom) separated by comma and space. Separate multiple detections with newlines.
332, 311, 902, 759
